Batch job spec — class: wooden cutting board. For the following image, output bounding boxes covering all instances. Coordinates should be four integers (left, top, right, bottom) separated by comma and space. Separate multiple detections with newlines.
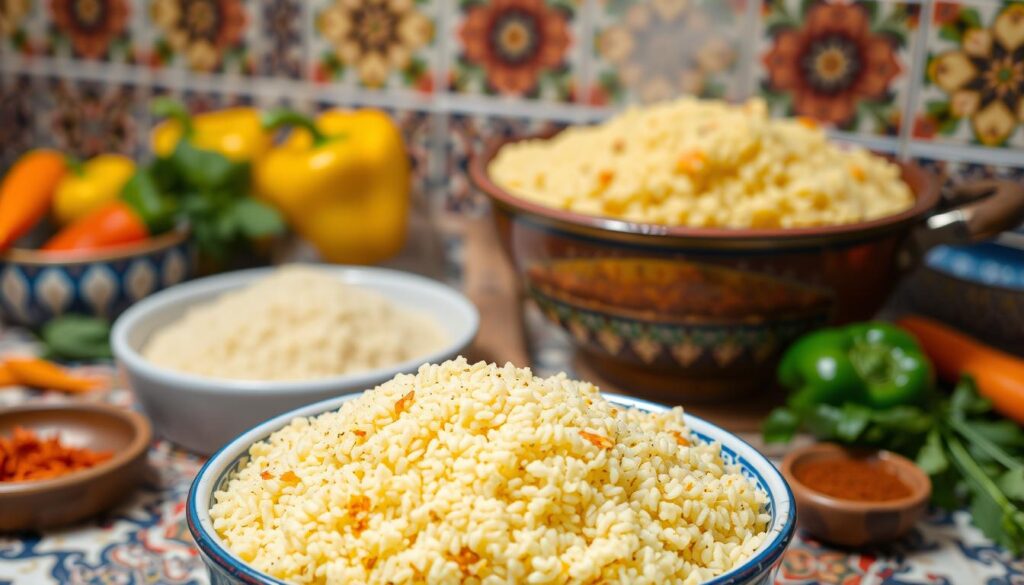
459, 217, 779, 434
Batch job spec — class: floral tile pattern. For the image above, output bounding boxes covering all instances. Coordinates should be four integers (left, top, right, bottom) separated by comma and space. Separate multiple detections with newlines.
308, 0, 438, 92
758, 0, 921, 136
0, 74, 37, 172
35, 78, 149, 158
447, 0, 581, 102
144, 0, 256, 73
0, 0, 45, 56
588, 0, 748, 105
444, 113, 564, 214
258, 0, 303, 78
914, 1, 1024, 148
44, 0, 134, 62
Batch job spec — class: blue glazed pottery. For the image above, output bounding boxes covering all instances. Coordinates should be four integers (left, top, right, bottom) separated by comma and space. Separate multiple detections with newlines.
0, 230, 194, 329
907, 242, 1024, 354
187, 393, 795, 585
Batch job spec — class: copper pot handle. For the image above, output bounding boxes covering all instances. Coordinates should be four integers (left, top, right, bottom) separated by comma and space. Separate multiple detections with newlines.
920, 179, 1024, 248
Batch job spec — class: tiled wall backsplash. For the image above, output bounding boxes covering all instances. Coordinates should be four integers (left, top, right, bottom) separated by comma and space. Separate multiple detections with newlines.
1, 0, 1022, 217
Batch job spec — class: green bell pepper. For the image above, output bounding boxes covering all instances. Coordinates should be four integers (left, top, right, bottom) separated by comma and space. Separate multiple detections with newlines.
778, 322, 933, 410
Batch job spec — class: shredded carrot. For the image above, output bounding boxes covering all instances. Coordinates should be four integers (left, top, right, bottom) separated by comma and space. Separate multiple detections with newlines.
674, 150, 707, 175
353, 429, 367, 438
849, 164, 866, 181
260, 470, 273, 480
395, 391, 415, 416
3, 357, 103, 393
280, 470, 300, 484
579, 430, 614, 450
671, 431, 690, 447
797, 117, 819, 129
0, 426, 112, 482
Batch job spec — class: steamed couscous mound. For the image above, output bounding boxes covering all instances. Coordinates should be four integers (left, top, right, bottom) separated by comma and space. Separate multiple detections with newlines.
210, 358, 770, 584
489, 98, 914, 229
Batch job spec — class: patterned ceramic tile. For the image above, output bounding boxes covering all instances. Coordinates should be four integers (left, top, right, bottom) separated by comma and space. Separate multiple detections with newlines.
152, 83, 255, 114
912, 155, 1024, 191
308, 0, 438, 93
446, 0, 581, 102
0, 73, 37, 172
43, 0, 135, 62
0, 0, 45, 57
35, 77, 149, 158
258, 0, 303, 78
588, 0, 749, 106
758, 0, 922, 136
143, 0, 256, 74
914, 1, 1024, 148
443, 113, 565, 214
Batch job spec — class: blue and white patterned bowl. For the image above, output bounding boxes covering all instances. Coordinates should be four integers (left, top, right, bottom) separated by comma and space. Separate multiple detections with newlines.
0, 230, 195, 329
187, 393, 795, 585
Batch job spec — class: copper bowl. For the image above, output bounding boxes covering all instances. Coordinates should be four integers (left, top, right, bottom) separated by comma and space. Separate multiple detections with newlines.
781, 443, 931, 548
470, 133, 941, 401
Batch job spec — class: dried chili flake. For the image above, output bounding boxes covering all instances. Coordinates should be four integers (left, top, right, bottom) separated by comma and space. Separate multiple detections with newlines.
0, 426, 111, 483
353, 429, 367, 438
260, 470, 273, 480
670, 431, 690, 447
579, 430, 614, 450
395, 391, 415, 416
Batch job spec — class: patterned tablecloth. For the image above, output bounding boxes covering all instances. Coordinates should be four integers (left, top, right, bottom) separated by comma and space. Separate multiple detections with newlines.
0, 323, 1022, 585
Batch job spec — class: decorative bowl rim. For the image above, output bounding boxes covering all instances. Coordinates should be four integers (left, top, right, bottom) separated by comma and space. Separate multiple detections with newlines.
110, 265, 481, 395
469, 131, 940, 247
186, 392, 795, 585
0, 229, 190, 265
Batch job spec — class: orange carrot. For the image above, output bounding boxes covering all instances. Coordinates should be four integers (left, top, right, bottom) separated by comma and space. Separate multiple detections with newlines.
0, 150, 68, 252
2, 357, 103, 393
0, 362, 15, 387
897, 315, 1024, 425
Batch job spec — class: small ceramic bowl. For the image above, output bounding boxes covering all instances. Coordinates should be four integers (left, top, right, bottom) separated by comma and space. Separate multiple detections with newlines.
0, 230, 195, 329
112, 266, 480, 456
781, 443, 931, 548
187, 393, 795, 585
0, 402, 152, 532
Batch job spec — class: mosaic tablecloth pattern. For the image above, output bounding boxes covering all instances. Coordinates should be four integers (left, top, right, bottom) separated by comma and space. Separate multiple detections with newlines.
0, 325, 1021, 585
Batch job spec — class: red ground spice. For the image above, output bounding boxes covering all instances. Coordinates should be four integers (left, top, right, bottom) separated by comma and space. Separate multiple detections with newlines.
795, 456, 912, 502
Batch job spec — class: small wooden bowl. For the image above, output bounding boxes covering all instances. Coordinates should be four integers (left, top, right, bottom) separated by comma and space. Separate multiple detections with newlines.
0, 402, 152, 532
781, 443, 931, 548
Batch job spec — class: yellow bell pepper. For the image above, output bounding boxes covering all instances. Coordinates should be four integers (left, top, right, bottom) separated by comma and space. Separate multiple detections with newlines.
150, 99, 271, 163
255, 108, 410, 265
53, 154, 135, 225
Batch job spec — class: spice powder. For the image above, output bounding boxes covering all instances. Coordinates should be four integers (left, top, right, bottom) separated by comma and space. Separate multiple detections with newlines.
795, 456, 912, 502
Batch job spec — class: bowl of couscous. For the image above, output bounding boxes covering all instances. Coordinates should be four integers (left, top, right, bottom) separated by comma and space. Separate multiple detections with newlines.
470, 98, 940, 400
187, 358, 795, 585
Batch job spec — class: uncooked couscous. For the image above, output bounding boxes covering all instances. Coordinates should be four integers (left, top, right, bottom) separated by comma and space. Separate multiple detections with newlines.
488, 98, 914, 229
143, 265, 445, 381
209, 358, 770, 584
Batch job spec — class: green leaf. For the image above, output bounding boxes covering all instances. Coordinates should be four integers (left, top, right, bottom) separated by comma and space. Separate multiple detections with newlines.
121, 169, 175, 233
230, 198, 285, 239
960, 8, 982, 28
999, 468, 1024, 503
938, 24, 963, 43
971, 420, 1024, 450
40, 315, 112, 361
917, 429, 948, 475
170, 140, 245, 191
762, 408, 800, 444
950, 377, 991, 419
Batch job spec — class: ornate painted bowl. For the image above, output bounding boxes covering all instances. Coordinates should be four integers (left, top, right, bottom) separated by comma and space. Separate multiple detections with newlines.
470, 134, 941, 400
187, 392, 795, 585
0, 230, 194, 329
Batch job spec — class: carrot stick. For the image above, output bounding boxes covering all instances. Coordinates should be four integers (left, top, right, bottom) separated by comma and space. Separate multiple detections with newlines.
2, 357, 103, 393
0, 363, 15, 387
897, 315, 1024, 425
0, 150, 67, 252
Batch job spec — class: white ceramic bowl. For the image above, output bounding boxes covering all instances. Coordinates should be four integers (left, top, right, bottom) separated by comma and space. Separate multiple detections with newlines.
187, 393, 795, 585
111, 266, 479, 455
